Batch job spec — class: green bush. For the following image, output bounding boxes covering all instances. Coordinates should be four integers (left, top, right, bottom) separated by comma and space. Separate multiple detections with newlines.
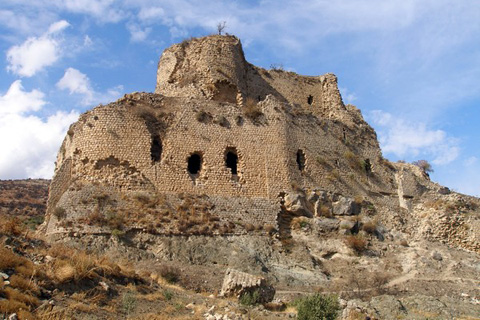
239, 289, 261, 306
296, 293, 340, 320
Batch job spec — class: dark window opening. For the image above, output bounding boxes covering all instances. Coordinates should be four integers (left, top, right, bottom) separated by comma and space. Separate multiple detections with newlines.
225, 148, 238, 175
296, 149, 306, 171
151, 136, 162, 162
187, 153, 202, 175
307, 95, 314, 105
363, 158, 372, 175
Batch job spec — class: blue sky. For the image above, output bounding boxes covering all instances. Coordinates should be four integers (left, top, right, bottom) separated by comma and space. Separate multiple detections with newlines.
0, 0, 479, 197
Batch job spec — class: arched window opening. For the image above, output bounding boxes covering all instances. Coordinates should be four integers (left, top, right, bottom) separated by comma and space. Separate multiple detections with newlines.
296, 149, 306, 171
307, 95, 314, 105
151, 136, 162, 162
225, 148, 238, 175
187, 153, 202, 175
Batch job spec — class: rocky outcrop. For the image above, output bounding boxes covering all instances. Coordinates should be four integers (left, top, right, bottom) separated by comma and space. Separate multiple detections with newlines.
219, 268, 275, 303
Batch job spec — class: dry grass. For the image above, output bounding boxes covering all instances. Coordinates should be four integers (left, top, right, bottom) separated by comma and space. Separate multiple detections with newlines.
345, 235, 367, 253
243, 97, 263, 122
318, 205, 332, 217
362, 219, 378, 234
4, 287, 40, 308
327, 169, 340, 182
344, 151, 362, 170
0, 247, 34, 275
291, 217, 311, 230
48, 245, 126, 285
0, 216, 25, 236
0, 299, 28, 314
84, 210, 106, 226
9, 274, 39, 295
264, 224, 276, 235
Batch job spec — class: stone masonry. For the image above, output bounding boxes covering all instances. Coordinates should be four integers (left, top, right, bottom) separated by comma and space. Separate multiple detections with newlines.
44, 35, 436, 237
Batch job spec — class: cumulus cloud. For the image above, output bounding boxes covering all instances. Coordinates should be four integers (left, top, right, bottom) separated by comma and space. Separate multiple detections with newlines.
57, 68, 123, 106
0, 81, 79, 179
0, 81, 45, 115
57, 68, 94, 104
369, 110, 460, 165
6, 20, 70, 77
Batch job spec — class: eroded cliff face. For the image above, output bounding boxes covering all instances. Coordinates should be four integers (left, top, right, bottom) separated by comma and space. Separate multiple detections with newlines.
45, 35, 478, 272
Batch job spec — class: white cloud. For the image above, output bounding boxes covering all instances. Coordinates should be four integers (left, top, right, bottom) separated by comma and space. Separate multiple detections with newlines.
0, 80, 45, 115
47, 19, 70, 34
60, 0, 124, 23
6, 20, 69, 77
57, 68, 94, 104
57, 68, 123, 106
0, 81, 79, 179
340, 87, 357, 104
369, 110, 460, 165
127, 23, 152, 42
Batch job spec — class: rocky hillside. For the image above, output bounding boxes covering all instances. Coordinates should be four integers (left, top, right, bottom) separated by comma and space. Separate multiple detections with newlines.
0, 179, 49, 230
3, 35, 480, 319
1, 179, 479, 319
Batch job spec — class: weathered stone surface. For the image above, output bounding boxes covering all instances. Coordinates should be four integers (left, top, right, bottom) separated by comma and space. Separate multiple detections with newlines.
219, 268, 275, 303
332, 196, 360, 216
283, 192, 312, 217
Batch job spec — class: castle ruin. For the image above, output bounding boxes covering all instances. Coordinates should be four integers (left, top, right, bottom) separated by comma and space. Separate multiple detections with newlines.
44, 35, 432, 238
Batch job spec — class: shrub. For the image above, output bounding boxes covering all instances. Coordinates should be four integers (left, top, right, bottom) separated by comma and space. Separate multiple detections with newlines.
84, 210, 106, 226
163, 290, 173, 301
239, 289, 261, 306
106, 211, 125, 230
296, 293, 340, 320
270, 63, 284, 71
319, 205, 332, 217
345, 235, 367, 253
412, 160, 433, 174
122, 291, 137, 315
159, 266, 180, 284
0, 217, 24, 236
362, 220, 377, 234
111, 229, 125, 238
291, 217, 310, 230
53, 207, 66, 219
264, 224, 276, 235
196, 110, 212, 123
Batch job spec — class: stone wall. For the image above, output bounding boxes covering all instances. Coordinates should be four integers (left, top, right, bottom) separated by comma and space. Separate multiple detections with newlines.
45, 34, 404, 236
